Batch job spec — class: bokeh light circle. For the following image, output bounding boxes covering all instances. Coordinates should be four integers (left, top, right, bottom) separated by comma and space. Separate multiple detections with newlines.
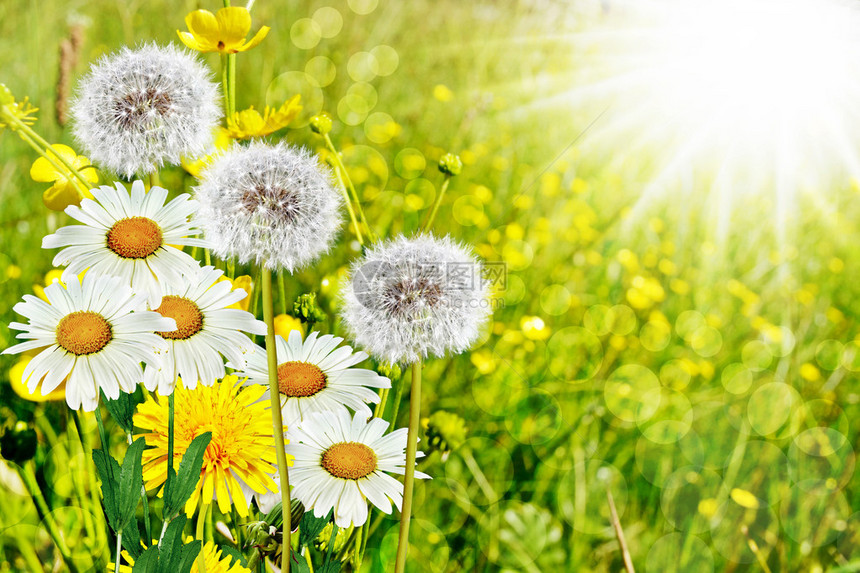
604, 364, 661, 423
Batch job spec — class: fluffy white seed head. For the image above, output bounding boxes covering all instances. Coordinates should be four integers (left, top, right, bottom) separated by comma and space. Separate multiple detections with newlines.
193, 141, 343, 271
71, 43, 221, 177
341, 234, 493, 364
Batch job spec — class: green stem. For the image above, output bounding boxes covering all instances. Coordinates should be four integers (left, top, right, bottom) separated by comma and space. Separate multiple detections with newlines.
65, 412, 97, 548
323, 133, 373, 242
228, 53, 237, 117
165, 391, 175, 519
262, 266, 292, 573
332, 161, 363, 245
278, 271, 287, 315
2, 106, 93, 189
421, 175, 451, 233
75, 411, 111, 558
127, 432, 153, 542
304, 548, 315, 572
21, 462, 82, 573
149, 171, 160, 189
115, 531, 123, 573
14, 126, 89, 196
394, 361, 422, 573
221, 54, 230, 119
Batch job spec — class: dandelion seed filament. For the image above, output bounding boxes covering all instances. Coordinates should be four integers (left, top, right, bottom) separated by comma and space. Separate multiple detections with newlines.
112, 87, 173, 130
56, 311, 112, 355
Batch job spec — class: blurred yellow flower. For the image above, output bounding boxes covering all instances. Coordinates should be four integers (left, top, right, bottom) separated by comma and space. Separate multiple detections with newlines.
32, 269, 65, 301
730, 488, 760, 510
433, 84, 454, 102
30, 144, 97, 211
274, 314, 305, 338
0, 84, 38, 129
182, 128, 232, 177
800, 362, 821, 381
177, 7, 269, 54
225, 95, 302, 139
5, 265, 21, 280
520, 316, 550, 341
10, 356, 66, 402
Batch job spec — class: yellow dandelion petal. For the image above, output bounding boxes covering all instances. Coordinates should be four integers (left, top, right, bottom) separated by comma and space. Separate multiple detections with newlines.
135, 377, 285, 517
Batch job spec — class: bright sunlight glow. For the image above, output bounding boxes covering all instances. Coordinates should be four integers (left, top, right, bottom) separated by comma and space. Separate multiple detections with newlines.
574, 0, 860, 239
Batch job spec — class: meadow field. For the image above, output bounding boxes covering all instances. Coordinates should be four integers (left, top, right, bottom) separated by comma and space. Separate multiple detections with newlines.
1, 0, 859, 571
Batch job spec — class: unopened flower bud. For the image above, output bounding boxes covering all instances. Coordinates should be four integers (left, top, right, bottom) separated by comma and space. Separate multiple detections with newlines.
310, 113, 332, 135
438, 153, 463, 176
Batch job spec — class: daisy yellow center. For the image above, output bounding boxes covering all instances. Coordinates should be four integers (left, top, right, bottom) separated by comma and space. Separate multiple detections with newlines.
321, 442, 377, 480
107, 216, 163, 259
277, 361, 327, 397
155, 296, 204, 340
56, 311, 112, 355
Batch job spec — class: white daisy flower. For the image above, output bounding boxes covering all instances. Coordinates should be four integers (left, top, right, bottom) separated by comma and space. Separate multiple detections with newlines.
144, 266, 266, 394
341, 234, 493, 364
193, 141, 342, 271
42, 180, 207, 309
235, 330, 391, 426
71, 43, 221, 177
287, 409, 429, 528
2, 273, 175, 411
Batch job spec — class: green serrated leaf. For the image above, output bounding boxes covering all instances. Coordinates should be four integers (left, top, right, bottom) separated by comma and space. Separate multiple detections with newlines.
132, 545, 159, 573
100, 387, 144, 435
291, 551, 312, 573
175, 540, 202, 573
219, 545, 247, 567
122, 518, 144, 559
117, 438, 145, 529
299, 509, 332, 549
158, 514, 187, 571
92, 448, 123, 531
164, 431, 212, 518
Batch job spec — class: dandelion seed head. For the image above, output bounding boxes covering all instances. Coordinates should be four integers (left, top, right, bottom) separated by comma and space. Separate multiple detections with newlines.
341, 234, 493, 364
193, 141, 342, 271
71, 43, 221, 177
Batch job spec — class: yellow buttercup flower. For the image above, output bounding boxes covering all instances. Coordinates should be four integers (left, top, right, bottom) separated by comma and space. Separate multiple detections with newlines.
135, 375, 284, 517
216, 274, 254, 311
225, 95, 302, 139
30, 144, 97, 211
9, 356, 66, 402
177, 7, 269, 54
274, 313, 305, 338
0, 83, 38, 129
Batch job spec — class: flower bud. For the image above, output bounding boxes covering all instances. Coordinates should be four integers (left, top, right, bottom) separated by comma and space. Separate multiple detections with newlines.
438, 153, 463, 176
310, 113, 332, 135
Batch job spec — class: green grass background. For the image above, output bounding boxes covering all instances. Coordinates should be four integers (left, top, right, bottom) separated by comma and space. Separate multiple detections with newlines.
1, 0, 860, 571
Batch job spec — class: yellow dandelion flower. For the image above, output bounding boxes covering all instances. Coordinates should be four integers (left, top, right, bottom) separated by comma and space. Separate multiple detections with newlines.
134, 376, 284, 517
177, 7, 269, 54
225, 95, 303, 139
30, 144, 97, 211
113, 540, 251, 573
9, 356, 66, 402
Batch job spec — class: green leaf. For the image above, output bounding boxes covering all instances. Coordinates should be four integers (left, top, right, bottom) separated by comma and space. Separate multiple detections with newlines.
100, 387, 144, 435
174, 540, 202, 573
132, 545, 159, 573
316, 562, 342, 573
291, 552, 312, 573
298, 509, 332, 549
218, 545, 247, 567
163, 432, 212, 518
117, 438, 145, 529
122, 518, 144, 559
92, 448, 122, 531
